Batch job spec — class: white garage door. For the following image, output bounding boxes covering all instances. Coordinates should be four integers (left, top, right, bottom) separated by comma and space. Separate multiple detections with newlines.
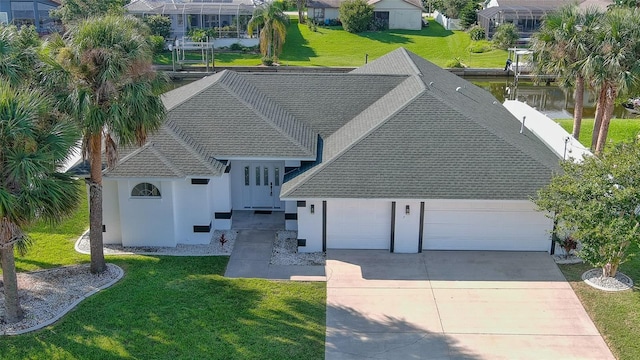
422, 200, 551, 251
327, 199, 391, 249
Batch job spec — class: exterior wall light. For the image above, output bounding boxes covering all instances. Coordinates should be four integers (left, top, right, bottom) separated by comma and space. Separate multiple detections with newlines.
405, 205, 410, 215
310, 204, 315, 214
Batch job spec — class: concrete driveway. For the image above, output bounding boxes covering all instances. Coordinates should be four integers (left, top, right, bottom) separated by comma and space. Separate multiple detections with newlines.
325, 250, 614, 360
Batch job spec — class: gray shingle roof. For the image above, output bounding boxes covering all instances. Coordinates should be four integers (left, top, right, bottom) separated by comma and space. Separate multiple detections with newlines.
281, 48, 560, 200
166, 70, 317, 159
106, 126, 226, 178
243, 73, 407, 138
111, 48, 560, 200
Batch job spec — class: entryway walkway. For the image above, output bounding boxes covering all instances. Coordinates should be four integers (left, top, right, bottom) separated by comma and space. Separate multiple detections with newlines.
325, 250, 614, 360
224, 229, 325, 281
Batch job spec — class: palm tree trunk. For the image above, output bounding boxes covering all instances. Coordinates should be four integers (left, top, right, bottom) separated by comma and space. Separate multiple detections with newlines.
1, 243, 23, 323
572, 75, 585, 140
595, 84, 617, 155
591, 85, 607, 150
89, 134, 106, 274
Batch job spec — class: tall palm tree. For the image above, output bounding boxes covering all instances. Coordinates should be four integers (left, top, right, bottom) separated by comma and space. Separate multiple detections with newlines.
0, 25, 40, 86
0, 83, 80, 323
584, 8, 640, 154
46, 15, 166, 273
531, 5, 602, 140
247, 2, 289, 60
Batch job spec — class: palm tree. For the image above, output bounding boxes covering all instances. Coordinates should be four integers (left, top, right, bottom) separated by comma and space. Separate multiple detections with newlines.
0, 25, 40, 86
583, 8, 640, 154
47, 15, 166, 273
0, 83, 80, 323
247, 2, 289, 61
531, 5, 602, 140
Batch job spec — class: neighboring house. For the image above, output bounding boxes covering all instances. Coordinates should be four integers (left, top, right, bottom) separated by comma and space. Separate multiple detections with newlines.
0, 0, 60, 33
125, 0, 255, 41
99, 48, 561, 254
478, 0, 613, 39
307, 0, 425, 30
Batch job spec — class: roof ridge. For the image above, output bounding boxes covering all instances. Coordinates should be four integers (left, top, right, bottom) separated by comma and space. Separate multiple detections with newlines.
216, 71, 317, 158
105, 143, 151, 174
162, 71, 226, 111
163, 121, 226, 174
146, 144, 186, 178
281, 75, 426, 197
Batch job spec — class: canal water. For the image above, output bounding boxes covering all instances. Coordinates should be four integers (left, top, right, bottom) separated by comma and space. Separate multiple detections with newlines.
467, 76, 632, 120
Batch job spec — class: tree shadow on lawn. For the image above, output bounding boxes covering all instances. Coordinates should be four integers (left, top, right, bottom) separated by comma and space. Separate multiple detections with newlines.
280, 19, 317, 62
1, 256, 325, 360
326, 304, 480, 359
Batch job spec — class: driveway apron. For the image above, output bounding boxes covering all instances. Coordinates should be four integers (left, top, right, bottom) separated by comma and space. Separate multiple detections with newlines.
325, 250, 614, 360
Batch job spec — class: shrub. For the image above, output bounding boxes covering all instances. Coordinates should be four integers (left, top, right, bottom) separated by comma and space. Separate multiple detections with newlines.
148, 35, 166, 55
492, 23, 519, 50
143, 14, 172, 38
188, 28, 207, 42
468, 25, 485, 41
229, 43, 242, 51
468, 40, 491, 53
339, 0, 374, 33
369, 17, 388, 31
307, 19, 318, 32
261, 56, 274, 66
445, 57, 466, 68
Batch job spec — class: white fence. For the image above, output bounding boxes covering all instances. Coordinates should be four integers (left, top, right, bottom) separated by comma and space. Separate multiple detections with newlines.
433, 10, 462, 31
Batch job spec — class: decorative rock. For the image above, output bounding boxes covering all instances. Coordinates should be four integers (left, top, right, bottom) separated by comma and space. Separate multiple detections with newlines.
270, 231, 325, 266
581, 268, 633, 292
0, 263, 123, 335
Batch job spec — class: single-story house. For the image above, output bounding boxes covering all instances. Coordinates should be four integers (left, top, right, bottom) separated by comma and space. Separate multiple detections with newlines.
307, 0, 425, 30
101, 48, 560, 253
0, 0, 60, 34
479, 0, 613, 39
125, 0, 255, 40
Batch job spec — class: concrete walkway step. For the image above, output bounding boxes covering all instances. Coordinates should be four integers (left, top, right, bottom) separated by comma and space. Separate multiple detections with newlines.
224, 229, 326, 281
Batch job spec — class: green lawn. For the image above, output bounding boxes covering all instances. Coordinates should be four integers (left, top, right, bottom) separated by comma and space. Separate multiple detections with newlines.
155, 18, 508, 68
3, 182, 326, 360
556, 118, 640, 148
559, 254, 640, 360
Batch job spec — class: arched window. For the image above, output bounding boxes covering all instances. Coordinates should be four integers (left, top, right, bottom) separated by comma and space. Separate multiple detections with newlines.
131, 183, 161, 197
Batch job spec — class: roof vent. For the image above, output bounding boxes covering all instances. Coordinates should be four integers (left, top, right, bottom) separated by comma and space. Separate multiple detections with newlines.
455, 87, 462, 92
493, 101, 498, 105
429, 81, 434, 86
520, 116, 526, 134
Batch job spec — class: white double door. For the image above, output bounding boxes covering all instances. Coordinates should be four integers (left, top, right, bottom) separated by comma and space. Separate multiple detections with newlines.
244, 162, 283, 209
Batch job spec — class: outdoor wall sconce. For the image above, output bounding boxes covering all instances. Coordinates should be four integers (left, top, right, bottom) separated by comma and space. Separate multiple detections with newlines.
405, 205, 410, 215
310, 204, 315, 214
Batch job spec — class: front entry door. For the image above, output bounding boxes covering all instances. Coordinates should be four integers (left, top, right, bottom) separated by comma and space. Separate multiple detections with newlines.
248, 163, 282, 209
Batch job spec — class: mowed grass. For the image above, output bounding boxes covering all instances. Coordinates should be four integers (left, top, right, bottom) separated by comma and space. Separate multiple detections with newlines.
2, 182, 326, 360
156, 18, 507, 68
558, 252, 640, 360
556, 118, 640, 148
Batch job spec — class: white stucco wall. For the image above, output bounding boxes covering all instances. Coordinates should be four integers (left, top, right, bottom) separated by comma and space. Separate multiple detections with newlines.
211, 174, 232, 229
393, 200, 421, 253
172, 178, 214, 245
285, 200, 298, 231
325, 8, 340, 20
422, 199, 552, 251
297, 200, 323, 252
102, 180, 122, 245
118, 180, 176, 247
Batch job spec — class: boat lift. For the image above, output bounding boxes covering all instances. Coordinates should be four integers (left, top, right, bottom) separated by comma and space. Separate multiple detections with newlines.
505, 48, 555, 86
171, 37, 215, 73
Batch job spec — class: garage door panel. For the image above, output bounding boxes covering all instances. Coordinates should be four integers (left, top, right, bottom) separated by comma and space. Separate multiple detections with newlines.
327, 200, 390, 249
423, 201, 551, 251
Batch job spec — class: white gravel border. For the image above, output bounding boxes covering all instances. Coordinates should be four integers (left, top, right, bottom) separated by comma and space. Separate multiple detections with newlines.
1, 263, 123, 336
75, 229, 237, 256
582, 268, 634, 292
270, 231, 325, 266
